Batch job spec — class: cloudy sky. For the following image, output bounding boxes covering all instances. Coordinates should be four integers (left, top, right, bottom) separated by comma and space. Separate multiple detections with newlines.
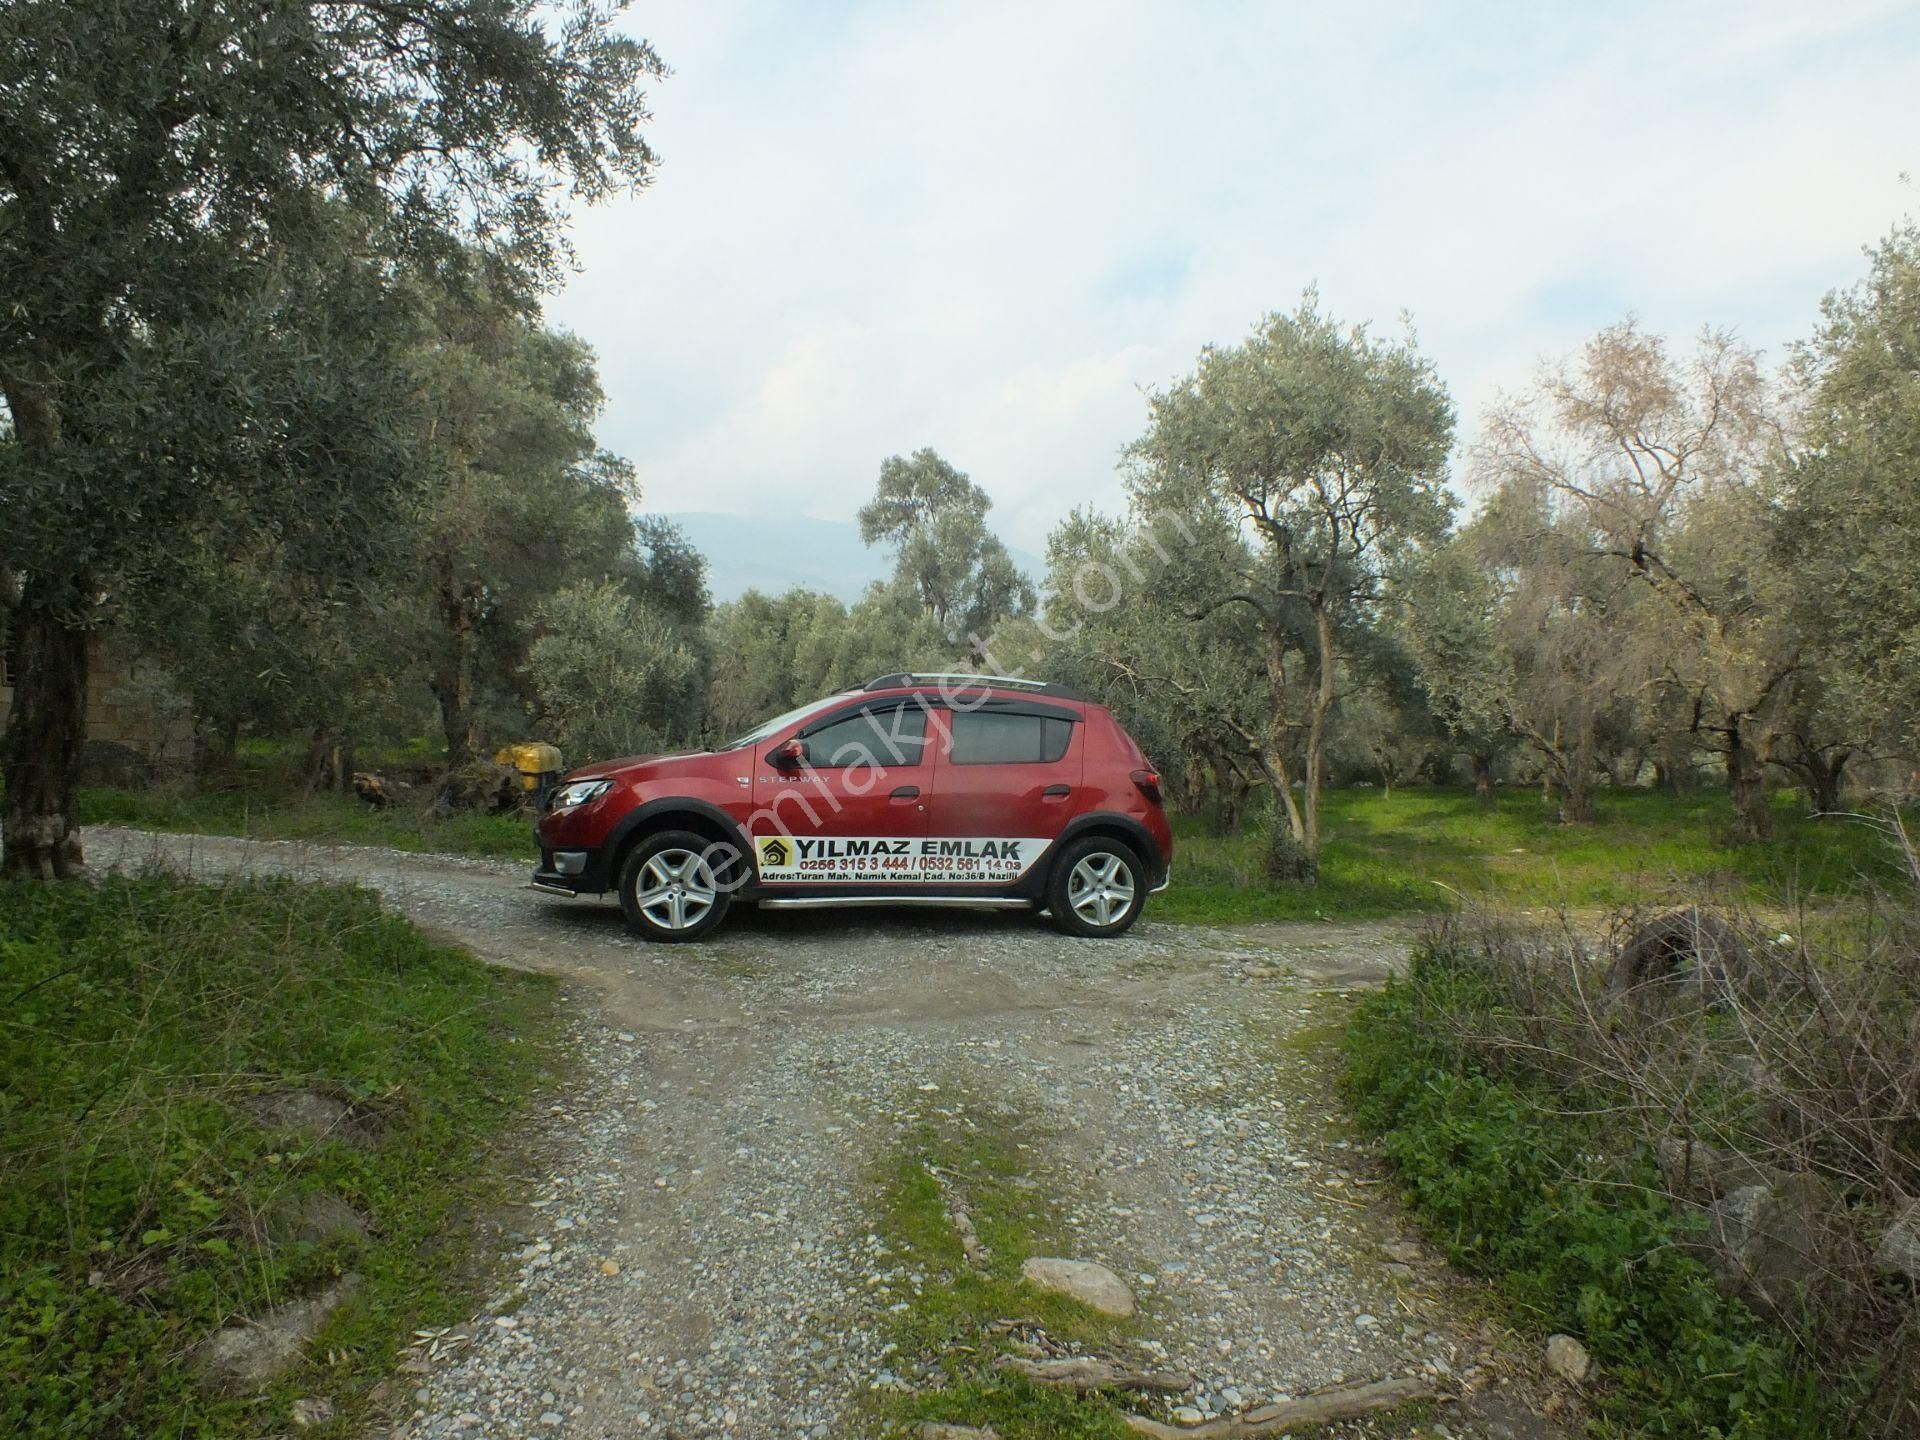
548, 0, 1920, 555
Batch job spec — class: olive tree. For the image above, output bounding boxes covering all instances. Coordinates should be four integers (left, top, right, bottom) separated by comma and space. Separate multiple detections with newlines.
1474, 490, 1653, 822
0, 0, 663, 877
1387, 535, 1515, 801
1479, 323, 1794, 841
1037, 505, 1276, 824
1782, 225, 1920, 767
858, 449, 1035, 647
525, 582, 702, 766
1128, 296, 1454, 877
397, 287, 639, 766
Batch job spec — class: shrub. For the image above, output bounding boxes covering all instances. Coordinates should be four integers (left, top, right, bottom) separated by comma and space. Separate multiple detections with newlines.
524, 580, 702, 765
1345, 914, 1915, 1438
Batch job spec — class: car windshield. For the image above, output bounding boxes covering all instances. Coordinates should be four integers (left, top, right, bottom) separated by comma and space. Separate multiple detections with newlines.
716, 693, 851, 751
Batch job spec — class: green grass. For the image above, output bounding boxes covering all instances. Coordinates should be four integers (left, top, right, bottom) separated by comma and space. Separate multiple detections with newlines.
0, 872, 560, 1438
1158, 787, 1905, 924
855, 1099, 1139, 1439
78, 785, 535, 860
75, 762, 1905, 923
69, 736, 536, 859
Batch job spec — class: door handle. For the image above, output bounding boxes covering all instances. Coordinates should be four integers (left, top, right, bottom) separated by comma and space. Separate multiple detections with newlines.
890, 785, 921, 799
1042, 784, 1071, 798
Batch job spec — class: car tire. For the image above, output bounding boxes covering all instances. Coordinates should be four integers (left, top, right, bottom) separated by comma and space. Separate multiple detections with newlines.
1047, 835, 1147, 938
617, 829, 734, 942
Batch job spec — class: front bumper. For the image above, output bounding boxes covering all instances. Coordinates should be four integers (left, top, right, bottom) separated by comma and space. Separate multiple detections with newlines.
531, 842, 611, 896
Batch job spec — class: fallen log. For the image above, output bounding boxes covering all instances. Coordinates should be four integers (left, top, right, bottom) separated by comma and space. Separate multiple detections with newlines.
994, 1355, 1195, 1395
1124, 1376, 1437, 1438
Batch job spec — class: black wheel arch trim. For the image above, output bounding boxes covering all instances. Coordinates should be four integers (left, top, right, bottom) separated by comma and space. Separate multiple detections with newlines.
1052, 812, 1166, 886
604, 797, 753, 877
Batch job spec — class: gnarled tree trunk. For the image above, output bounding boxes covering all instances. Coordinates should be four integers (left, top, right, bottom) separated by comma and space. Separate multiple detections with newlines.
431, 569, 481, 768
1798, 749, 1849, 815
1806, 756, 1845, 815
0, 581, 91, 879
302, 726, 356, 794
1301, 603, 1337, 861
1469, 750, 1496, 803
1520, 722, 1594, 824
1725, 720, 1773, 843
1261, 626, 1309, 856
0, 366, 92, 880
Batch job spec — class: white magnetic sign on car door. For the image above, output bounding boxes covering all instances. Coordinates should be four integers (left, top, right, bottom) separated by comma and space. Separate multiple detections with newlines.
754, 835, 1051, 884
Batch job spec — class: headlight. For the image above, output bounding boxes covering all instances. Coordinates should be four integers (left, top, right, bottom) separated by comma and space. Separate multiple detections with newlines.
549, 779, 614, 810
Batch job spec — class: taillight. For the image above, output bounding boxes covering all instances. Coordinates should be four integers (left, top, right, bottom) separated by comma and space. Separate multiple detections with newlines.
1130, 768, 1162, 805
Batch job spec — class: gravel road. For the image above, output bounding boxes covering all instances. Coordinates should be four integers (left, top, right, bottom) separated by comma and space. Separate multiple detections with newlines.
89, 829, 1564, 1440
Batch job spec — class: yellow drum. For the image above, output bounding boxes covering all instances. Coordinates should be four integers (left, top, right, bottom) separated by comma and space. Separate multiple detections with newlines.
493, 742, 563, 797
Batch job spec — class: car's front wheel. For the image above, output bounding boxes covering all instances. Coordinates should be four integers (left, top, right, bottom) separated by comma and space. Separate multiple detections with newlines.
1047, 835, 1147, 938
617, 830, 733, 942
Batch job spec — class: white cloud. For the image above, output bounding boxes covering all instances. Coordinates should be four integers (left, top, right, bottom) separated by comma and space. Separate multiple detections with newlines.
548, 0, 1920, 553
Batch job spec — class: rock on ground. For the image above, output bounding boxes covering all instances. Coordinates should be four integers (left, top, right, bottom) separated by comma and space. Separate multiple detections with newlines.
1875, 1197, 1920, 1283
1704, 1173, 1834, 1311
1020, 1257, 1137, 1316
290, 1396, 336, 1428
1544, 1334, 1592, 1385
196, 1274, 360, 1391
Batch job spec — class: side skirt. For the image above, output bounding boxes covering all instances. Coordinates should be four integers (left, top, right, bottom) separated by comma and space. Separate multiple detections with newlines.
755, 895, 1036, 912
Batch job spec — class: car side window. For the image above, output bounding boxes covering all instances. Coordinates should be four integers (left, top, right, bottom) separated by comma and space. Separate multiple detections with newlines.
948, 711, 1073, 765
801, 705, 929, 768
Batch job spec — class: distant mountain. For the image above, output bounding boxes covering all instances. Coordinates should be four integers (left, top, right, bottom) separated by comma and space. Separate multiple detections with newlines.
661, 512, 1047, 606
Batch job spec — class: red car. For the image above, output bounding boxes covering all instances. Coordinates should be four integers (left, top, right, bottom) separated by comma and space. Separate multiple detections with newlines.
532, 673, 1172, 942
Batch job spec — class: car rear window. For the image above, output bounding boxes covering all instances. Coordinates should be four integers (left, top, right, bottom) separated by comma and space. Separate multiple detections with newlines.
948, 711, 1073, 765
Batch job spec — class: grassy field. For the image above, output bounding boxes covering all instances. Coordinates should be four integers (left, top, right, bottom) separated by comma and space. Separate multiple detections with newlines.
0, 873, 559, 1439
75, 738, 535, 859
1157, 787, 1906, 923
78, 784, 534, 859
75, 771, 1907, 924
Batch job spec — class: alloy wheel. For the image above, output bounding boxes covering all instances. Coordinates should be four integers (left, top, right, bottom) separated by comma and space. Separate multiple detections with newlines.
1067, 851, 1135, 928
633, 847, 718, 931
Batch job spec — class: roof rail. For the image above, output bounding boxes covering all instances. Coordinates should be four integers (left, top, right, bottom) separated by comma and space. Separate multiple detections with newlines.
862, 671, 1050, 693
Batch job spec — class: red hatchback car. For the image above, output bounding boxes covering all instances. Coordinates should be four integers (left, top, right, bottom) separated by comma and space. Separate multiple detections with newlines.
532, 673, 1173, 942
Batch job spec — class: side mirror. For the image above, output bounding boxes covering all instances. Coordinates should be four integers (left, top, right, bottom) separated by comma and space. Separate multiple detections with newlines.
770, 738, 807, 768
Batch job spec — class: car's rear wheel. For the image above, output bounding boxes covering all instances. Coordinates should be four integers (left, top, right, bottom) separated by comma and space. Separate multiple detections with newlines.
617, 830, 733, 942
1047, 835, 1146, 938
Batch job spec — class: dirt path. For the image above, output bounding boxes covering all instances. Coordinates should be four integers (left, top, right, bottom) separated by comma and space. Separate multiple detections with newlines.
90, 829, 1563, 1439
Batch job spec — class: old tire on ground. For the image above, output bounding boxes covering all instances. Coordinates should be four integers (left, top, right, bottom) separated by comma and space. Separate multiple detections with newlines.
1608, 906, 1753, 1001
617, 829, 733, 942
1047, 835, 1147, 938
